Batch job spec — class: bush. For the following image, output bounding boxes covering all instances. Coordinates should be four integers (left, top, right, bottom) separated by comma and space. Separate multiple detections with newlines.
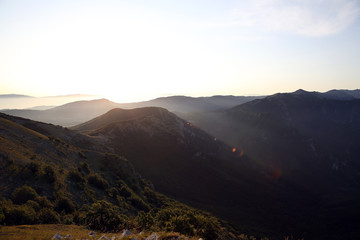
61, 214, 74, 224
27, 162, 40, 173
43, 165, 56, 183
80, 162, 90, 175
55, 197, 75, 214
3, 204, 36, 225
88, 173, 108, 190
0, 207, 4, 224
166, 215, 194, 236
35, 196, 54, 208
67, 170, 86, 189
26, 200, 41, 211
12, 185, 38, 204
128, 195, 150, 211
118, 184, 132, 198
136, 211, 154, 230
85, 200, 128, 231
37, 208, 60, 224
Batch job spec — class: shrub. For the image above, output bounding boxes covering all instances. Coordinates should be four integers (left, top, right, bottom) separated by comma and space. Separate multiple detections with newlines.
88, 173, 108, 190
35, 196, 54, 208
136, 211, 154, 230
26, 200, 41, 211
61, 214, 74, 224
85, 200, 128, 231
67, 170, 86, 189
55, 197, 76, 214
107, 187, 119, 199
27, 161, 40, 173
80, 162, 90, 175
3, 204, 36, 225
0, 207, 4, 224
43, 165, 56, 183
12, 185, 38, 204
166, 215, 194, 236
37, 208, 60, 224
118, 184, 132, 198
128, 195, 150, 211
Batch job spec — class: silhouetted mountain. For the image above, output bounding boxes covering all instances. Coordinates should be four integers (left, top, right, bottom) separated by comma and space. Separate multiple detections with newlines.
1, 95, 262, 127
182, 89, 360, 239
1, 99, 119, 126
124, 95, 263, 113
322, 89, 360, 100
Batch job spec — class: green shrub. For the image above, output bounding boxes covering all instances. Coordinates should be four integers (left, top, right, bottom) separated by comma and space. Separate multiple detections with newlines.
67, 170, 86, 189
26, 200, 41, 211
37, 208, 60, 224
61, 214, 74, 225
12, 185, 38, 204
166, 215, 194, 236
55, 197, 76, 214
128, 195, 150, 211
107, 187, 119, 199
85, 200, 128, 231
3, 204, 36, 225
88, 173, 108, 190
136, 211, 154, 230
43, 165, 56, 183
27, 161, 40, 173
0, 207, 4, 224
118, 184, 132, 198
80, 162, 90, 175
35, 196, 54, 208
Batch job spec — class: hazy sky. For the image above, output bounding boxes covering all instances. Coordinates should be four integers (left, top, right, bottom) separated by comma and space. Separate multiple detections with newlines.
1, 0, 360, 102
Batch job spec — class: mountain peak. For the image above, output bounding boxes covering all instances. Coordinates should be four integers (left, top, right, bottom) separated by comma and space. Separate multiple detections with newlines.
72, 107, 173, 133
293, 89, 308, 94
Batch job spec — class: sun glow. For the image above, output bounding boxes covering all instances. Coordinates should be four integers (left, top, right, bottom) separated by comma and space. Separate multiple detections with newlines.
1, 4, 228, 103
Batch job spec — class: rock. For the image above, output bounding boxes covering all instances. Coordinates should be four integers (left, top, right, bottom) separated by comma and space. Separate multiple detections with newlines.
121, 229, 132, 238
64, 235, 72, 238
89, 231, 96, 238
98, 235, 109, 240
145, 233, 158, 240
51, 233, 62, 240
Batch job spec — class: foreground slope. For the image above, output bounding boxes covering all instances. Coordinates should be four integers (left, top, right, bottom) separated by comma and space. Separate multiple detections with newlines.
0, 113, 238, 239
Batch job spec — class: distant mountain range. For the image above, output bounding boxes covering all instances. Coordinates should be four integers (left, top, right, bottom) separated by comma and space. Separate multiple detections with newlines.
0, 94, 33, 98
0, 95, 264, 126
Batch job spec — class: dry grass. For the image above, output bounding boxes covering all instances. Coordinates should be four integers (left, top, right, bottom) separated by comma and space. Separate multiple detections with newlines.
0, 224, 99, 240
0, 225, 200, 240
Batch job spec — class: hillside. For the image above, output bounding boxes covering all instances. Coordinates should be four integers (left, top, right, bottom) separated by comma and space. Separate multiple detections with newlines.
71, 107, 330, 239
0, 113, 239, 240
181, 90, 360, 239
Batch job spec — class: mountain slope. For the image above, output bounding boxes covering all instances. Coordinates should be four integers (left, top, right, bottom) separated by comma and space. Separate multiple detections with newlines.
181, 90, 360, 239
0, 112, 238, 239
72, 107, 324, 239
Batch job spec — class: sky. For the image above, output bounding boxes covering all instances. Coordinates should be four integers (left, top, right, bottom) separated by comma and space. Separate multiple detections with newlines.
1, 0, 360, 103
